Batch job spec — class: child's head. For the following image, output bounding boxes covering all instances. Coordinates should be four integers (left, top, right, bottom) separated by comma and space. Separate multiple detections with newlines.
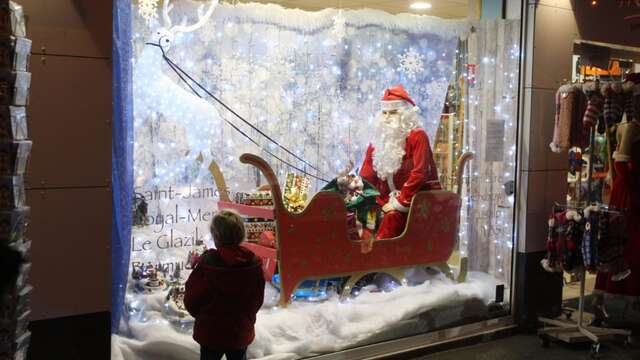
210, 210, 245, 247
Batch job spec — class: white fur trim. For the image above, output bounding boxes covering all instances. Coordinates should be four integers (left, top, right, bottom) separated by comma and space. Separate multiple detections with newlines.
584, 205, 599, 218
390, 194, 410, 213
540, 258, 562, 273
613, 151, 631, 162
381, 100, 407, 111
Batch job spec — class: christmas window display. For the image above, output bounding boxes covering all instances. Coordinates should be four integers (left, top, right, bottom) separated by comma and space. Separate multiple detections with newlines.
112, 1, 521, 359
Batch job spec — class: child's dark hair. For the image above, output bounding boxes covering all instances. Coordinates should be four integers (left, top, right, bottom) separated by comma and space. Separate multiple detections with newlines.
210, 210, 245, 246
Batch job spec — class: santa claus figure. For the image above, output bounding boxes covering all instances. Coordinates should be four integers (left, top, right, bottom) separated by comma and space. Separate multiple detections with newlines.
359, 85, 441, 239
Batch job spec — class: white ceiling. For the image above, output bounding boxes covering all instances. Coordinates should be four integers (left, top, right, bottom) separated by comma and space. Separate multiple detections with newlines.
222, 0, 470, 19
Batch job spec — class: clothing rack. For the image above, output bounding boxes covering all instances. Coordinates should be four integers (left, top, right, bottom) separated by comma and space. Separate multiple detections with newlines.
539, 80, 632, 357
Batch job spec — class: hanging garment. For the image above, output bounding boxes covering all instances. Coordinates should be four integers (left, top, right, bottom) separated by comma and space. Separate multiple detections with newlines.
602, 82, 624, 126
542, 210, 567, 273
563, 211, 584, 272
596, 120, 640, 295
542, 209, 584, 273
582, 206, 599, 272
582, 91, 604, 129
551, 85, 588, 153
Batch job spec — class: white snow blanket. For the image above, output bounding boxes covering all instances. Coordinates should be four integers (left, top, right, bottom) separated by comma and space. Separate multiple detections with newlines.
112, 272, 497, 360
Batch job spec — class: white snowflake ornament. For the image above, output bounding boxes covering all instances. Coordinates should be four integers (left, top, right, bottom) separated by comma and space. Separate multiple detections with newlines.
138, 0, 159, 25
398, 47, 425, 81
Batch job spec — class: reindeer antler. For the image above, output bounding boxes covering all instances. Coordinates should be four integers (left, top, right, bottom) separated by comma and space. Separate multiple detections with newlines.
171, 0, 218, 34
162, 0, 174, 28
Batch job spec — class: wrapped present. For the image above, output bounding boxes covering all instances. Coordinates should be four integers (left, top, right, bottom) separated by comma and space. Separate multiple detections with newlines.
0, 175, 24, 209
0, 140, 30, 175
245, 220, 275, 241
258, 231, 276, 248
234, 191, 273, 207
0, 36, 29, 71
0, 106, 27, 140
0, 70, 28, 106
0, 207, 28, 243
283, 173, 310, 213
0, 2, 26, 37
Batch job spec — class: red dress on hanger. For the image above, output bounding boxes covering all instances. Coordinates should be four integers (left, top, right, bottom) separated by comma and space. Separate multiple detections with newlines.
595, 123, 640, 296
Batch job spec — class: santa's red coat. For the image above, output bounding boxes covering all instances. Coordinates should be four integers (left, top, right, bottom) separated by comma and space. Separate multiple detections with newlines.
359, 128, 441, 239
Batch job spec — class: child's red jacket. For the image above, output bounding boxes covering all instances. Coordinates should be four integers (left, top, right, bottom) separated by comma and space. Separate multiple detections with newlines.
184, 245, 265, 350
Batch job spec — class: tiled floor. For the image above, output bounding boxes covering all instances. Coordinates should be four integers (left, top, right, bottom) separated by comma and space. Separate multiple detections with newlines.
414, 333, 639, 360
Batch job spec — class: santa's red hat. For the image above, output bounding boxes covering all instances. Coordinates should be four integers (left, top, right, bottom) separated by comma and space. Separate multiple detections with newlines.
381, 85, 416, 111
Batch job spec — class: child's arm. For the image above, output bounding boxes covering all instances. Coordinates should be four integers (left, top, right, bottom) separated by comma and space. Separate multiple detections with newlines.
254, 265, 266, 311
184, 266, 209, 317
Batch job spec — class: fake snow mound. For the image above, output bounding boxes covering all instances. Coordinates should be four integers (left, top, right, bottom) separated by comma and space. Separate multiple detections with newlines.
112, 271, 497, 360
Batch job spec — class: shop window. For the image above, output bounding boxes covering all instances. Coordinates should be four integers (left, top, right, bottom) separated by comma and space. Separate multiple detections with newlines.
113, 1, 521, 358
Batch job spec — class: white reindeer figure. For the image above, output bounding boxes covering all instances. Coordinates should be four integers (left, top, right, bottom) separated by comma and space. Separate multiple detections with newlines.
134, 0, 222, 182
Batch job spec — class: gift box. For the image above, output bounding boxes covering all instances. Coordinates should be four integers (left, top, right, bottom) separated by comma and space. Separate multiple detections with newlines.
283, 173, 310, 213
0, 106, 27, 140
0, 175, 24, 209
0, 140, 30, 175
234, 191, 273, 206
0, 206, 29, 243
245, 220, 275, 241
0, 2, 26, 37
0, 70, 29, 106
0, 36, 29, 72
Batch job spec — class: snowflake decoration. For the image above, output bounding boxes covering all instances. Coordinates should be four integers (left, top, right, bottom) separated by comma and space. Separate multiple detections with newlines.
138, 0, 159, 25
331, 10, 347, 42
398, 48, 425, 81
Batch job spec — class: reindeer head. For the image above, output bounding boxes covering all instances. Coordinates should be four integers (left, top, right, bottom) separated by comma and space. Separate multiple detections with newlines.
149, 0, 218, 51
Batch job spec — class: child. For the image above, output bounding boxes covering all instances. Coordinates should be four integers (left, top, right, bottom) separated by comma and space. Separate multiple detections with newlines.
185, 210, 265, 360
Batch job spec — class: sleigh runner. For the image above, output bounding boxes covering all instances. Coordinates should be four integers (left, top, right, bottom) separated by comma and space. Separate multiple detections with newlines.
212, 153, 473, 306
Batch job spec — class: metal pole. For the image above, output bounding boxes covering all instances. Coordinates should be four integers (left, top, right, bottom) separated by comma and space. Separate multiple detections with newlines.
587, 127, 595, 203
578, 268, 586, 328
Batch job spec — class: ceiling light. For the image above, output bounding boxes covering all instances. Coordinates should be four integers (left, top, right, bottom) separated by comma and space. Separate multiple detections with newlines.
410, 2, 432, 10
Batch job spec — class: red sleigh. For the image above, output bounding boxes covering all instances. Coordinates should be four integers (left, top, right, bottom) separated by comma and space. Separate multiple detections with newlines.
212, 153, 473, 306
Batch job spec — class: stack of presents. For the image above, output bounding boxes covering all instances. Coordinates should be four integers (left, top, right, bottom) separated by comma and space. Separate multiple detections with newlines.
0, 1, 32, 359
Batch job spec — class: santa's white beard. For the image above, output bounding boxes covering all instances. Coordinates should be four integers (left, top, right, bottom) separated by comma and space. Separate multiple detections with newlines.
371, 109, 419, 180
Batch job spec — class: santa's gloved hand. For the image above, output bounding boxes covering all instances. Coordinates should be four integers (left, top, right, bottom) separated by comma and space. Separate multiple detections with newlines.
382, 202, 394, 213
